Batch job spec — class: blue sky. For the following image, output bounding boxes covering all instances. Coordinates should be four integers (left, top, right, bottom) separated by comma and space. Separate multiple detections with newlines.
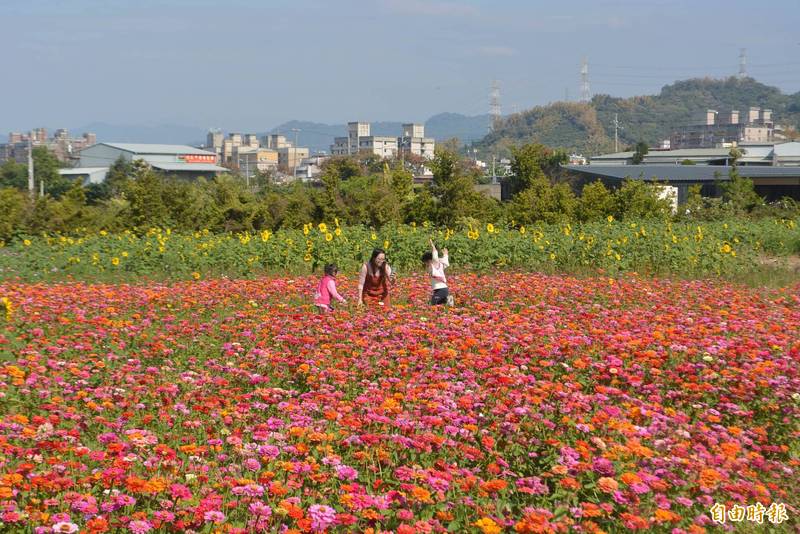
2, 0, 799, 132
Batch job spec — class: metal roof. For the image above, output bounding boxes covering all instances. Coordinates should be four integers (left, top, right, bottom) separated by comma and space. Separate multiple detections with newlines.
149, 162, 228, 172
101, 142, 215, 155
58, 167, 108, 174
592, 148, 730, 160
564, 164, 800, 182
773, 141, 800, 157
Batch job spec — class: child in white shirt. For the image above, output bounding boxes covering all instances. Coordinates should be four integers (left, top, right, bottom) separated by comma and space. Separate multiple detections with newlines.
421, 239, 450, 305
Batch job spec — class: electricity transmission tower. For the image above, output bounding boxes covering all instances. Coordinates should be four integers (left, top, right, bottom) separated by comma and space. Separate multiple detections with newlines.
580, 57, 591, 103
489, 80, 501, 133
738, 48, 747, 79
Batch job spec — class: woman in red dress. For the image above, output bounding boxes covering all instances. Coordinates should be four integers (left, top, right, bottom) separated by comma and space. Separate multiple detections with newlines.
357, 248, 394, 308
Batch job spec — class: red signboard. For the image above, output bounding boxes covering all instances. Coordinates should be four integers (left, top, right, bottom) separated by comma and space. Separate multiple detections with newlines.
180, 154, 217, 164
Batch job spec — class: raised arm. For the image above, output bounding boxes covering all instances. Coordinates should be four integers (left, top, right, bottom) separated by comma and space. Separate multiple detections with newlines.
430, 238, 448, 269
440, 247, 449, 269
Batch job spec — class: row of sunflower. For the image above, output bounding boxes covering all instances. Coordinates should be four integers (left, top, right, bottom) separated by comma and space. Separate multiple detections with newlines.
1, 218, 797, 281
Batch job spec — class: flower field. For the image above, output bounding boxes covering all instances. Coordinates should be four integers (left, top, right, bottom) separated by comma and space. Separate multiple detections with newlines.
1, 272, 799, 532
3, 218, 799, 282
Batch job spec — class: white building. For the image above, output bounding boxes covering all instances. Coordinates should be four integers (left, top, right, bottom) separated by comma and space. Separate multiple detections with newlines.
331, 121, 434, 159
399, 123, 435, 159
295, 154, 330, 181
331, 122, 382, 156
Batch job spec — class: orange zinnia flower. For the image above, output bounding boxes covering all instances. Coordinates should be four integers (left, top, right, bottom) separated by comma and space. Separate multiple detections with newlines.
597, 477, 619, 493
481, 479, 508, 493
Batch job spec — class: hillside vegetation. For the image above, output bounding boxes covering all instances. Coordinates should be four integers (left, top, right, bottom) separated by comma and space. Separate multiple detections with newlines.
481, 77, 800, 156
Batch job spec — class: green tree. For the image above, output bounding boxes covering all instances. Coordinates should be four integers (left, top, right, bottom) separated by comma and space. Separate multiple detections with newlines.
389, 166, 414, 203
508, 143, 568, 197
86, 156, 134, 203
721, 172, 763, 213
720, 147, 763, 214
576, 180, 615, 221
0, 188, 28, 240
613, 179, 672, 219
429, 148, 477, 225
508, 177, 577, 224
33, 147, 72, 198
631, 141, 649, 165
282, 183, 318, 229
0, 161, 28, 190
403, 186, 436, 224
123, 169, 170, 229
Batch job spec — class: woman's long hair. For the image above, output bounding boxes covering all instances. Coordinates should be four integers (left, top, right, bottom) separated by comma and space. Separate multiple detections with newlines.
368, 248, 388, 277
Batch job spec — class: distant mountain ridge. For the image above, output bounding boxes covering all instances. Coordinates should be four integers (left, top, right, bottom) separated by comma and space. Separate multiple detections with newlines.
61, 114, 489, 154
480, 77, 800, 157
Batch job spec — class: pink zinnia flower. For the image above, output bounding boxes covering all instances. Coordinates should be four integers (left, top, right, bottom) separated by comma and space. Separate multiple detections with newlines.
308, 504, 337, 532
204, 510, 226, 524
243, 458, 261, 471
52, 523, 79, 534
128, 520, 152, 534
334, 464, 358, 481
249, 501, 272, 517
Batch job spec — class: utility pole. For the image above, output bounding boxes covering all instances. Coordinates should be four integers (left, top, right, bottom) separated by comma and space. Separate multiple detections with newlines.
613, 113, 621, 153
27, 136, 35, 198
291, 128, 300, 180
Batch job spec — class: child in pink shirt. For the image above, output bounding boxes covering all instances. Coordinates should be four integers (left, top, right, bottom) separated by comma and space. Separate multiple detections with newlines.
314, 263, 346, 313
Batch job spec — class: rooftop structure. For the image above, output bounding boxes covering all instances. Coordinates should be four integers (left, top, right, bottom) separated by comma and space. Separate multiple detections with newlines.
77, 142, 226, 180
565, 141, 800, 203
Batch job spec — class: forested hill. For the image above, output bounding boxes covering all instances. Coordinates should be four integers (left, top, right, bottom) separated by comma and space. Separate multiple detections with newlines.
479, 77, 800, 157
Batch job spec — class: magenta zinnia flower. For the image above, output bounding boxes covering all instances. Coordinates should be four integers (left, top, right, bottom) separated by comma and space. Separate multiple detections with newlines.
308, 504, 337, 532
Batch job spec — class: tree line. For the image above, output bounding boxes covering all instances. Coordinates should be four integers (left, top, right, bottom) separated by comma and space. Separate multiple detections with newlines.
0, 143, 794, 241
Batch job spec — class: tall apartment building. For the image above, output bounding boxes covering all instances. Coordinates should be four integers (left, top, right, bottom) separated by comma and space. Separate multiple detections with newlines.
331, 122, 374, 155
278, 146, 310, 171
205, 130, 309, 174
399, 123, 435, 159
0, 129, 96, 164
670, 106, 774, 149
263, 134, 292, 149
331, 122, 435, 159
234, 146, 279, 176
